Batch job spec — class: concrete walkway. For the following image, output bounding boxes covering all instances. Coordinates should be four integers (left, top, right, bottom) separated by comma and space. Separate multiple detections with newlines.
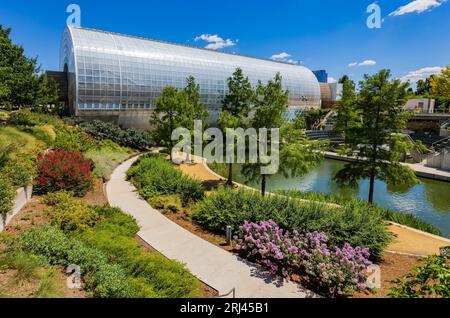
107, 156, 317, 298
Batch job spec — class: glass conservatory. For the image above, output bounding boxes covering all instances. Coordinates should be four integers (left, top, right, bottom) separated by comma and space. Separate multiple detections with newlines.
60, 26, 321, 126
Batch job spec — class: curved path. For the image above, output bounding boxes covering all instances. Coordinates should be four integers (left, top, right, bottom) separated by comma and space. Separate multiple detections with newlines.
107, 156, 318, 298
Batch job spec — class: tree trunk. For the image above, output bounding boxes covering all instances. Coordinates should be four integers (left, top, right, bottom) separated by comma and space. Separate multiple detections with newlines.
368, 171, 375, 204
261, 174, 267, 197
226, 163, 233, 186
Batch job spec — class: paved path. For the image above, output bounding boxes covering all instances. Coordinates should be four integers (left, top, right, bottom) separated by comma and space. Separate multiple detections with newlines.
324, 151, 450, 182
107, 156, 317, 298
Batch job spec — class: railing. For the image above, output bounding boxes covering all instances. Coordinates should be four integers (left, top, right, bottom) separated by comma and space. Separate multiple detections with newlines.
215, 288, 236, 298
404, 134, 424, 163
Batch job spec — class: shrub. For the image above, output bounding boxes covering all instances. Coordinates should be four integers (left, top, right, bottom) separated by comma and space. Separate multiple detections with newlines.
389, 255, 450, 298
77, 205, 201, 298
35, 149, 93, 197
69, 119, 153, 150
193, 187, 392, 260
0, 177, 15, 216
275, 189, 442, 236
234, 220, 372, 297
1, 152, 37, 188
43, 192, 101, 232
54, 128, 99, 153
0, 251, 43, 282
7, 109, 63, 128
150, 195, 182, 213
21, 125, 57, 145
128, 154, 204, 206
11, 225, 137, 298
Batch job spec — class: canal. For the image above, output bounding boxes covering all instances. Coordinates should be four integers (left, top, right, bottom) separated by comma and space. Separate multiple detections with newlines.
210, 159, 450, 236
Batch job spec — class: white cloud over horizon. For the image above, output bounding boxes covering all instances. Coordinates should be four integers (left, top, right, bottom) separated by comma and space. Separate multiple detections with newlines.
348, 60, 377, 67
328, 77, 337, 83
389, 0, 447, 17
194, 34, 236, 50
270, 52, 300, 65
399, 66, 443, 83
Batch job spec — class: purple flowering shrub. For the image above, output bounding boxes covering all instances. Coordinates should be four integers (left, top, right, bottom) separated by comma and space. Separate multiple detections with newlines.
234, 220, 372, 297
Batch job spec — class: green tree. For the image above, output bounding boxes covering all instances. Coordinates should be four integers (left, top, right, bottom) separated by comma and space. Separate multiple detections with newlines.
218, 68, 254, 185
0, 25, 58, 110
240, 73, 288, 195
150, 87, 190, 160
415, 79, 430, 96
334, 76, 359, 144
429, 66, 450, 97
334, 70, 419, 204
184, 76, 209, 123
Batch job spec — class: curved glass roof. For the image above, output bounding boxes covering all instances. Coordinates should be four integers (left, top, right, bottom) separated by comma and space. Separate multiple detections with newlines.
60, 26, 321, 119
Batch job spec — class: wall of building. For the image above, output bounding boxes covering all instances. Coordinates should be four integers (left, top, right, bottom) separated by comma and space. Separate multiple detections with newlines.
426, 149, 450, 172
404, 98, 435, 114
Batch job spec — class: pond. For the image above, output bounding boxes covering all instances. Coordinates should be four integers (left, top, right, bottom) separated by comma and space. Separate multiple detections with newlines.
210, 159, 450, 237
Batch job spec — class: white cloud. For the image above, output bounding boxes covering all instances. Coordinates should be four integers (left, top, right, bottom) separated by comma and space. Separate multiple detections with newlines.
348, 60, 377, 67
194, 34, 236, 50
270, 52, 300, 65
399, 66, 443, 83
328, 77, 337, 83
389, 0, 447, 16
271, 52, 291, 60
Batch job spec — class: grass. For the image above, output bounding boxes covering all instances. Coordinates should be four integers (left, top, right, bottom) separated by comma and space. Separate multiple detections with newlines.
36, 267, 64, 298
0, 126, 43, 155
85, 145, 133, 181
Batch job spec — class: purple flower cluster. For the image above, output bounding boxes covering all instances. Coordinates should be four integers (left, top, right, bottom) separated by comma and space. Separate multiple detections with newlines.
234, 220, 372, 297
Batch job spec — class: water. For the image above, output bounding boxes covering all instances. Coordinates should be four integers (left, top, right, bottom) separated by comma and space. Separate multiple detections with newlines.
211, 159, 450, 237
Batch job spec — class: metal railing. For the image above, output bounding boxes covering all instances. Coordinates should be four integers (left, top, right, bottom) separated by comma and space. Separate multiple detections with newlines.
215, 288, 236, 298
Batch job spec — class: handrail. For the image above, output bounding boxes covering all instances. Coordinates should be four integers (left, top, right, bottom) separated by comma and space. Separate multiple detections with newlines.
215, 288, 236, 298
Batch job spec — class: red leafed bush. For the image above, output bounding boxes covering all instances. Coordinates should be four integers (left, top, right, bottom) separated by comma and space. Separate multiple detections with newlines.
35, 149, 93, 197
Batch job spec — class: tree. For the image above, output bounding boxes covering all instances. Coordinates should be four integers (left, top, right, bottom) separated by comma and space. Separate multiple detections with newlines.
415, 79, 430, 96
429, 66, 450, 97
240, 73, 288, 195
184, 76, 209, 122
218, 68, 254, 185
334, 70, 419, 204
150, 87, 190, 161
334, 76, 359, 144
0, 24, 58, 111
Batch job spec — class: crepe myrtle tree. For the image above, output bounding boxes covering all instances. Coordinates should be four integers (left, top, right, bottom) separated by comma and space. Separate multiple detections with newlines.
218, 68, 254, 185
334, 69, 419, 204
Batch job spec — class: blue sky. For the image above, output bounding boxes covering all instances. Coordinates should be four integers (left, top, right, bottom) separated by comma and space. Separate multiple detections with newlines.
1, 0, 449, 85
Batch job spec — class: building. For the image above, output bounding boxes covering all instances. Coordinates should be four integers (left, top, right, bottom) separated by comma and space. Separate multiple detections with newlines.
313, 70, 328, 83
56, 26, 322, 129
404, 98, 435, 114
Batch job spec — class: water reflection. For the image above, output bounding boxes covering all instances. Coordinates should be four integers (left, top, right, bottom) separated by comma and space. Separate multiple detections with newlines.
218, 159, 450, 236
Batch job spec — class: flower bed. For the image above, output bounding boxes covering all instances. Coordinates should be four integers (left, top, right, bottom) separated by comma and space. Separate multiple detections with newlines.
234, 220, 372, 297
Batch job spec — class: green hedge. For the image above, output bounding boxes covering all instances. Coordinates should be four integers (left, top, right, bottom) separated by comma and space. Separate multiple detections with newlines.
127, 154, 204, 206
275, 189, 442, 236
193, 187, 392, 260
66, 119, 153, 151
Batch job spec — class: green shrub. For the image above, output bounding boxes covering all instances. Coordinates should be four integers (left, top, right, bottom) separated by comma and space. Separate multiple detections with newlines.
77, 205, 201, 298
193, 187, 392, 260
20, 125, 56, 145
54, 128, 99, 153
1, 152, 37, 188
11, 225, 137, 298
72, 119, 153, 150
128, 154, 204, 206
150, 195, 182, 213
0, 251, 43, 282
0, 110, 10, 121
389, 255, 450, 298
0, 177, 15, 216
275, 189, 442, 236
7, 109, 63, 128
43, 192, 101, 232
